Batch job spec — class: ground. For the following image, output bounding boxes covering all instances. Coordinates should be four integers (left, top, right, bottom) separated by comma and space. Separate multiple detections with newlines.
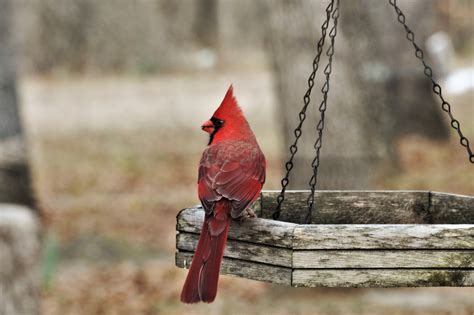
19, 69, 474, 315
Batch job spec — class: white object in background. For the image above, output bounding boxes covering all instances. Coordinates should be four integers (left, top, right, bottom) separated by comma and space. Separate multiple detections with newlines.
426, 31, 455, 78
444, 67, 474, 95
426, 31, 474, 95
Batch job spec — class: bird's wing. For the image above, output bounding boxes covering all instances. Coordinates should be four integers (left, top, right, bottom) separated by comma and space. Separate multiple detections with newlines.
198, 141, 266, 218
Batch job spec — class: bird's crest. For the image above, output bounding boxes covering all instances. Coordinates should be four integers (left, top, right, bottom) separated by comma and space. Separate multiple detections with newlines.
213, 85, 244, 120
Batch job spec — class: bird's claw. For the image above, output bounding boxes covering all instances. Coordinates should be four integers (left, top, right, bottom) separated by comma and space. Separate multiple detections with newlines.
239, 208, 257, 223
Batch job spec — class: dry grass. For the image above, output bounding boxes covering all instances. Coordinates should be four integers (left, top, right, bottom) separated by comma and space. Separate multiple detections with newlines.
19, 71, 474, 315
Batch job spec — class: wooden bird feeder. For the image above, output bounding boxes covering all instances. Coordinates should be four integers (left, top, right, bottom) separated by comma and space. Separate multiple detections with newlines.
176, 191, 474, 287
175, 0, 474, 287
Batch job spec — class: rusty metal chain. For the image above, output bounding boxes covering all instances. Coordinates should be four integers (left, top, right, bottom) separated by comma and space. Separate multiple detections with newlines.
388, 0, 474, 164
273, 0, 337, 221
305, 0, 340, 224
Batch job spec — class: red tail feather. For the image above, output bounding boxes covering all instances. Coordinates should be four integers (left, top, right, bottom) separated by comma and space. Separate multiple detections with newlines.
180, 201, 231, 303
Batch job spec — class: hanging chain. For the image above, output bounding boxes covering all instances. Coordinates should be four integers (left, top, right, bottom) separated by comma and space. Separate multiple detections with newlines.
273, 0, 336, 220
305, 0, 340, 224
388, 0, 474, 164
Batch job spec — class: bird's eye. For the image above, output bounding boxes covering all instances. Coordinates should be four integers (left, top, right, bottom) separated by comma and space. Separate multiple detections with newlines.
210, 117, 224, 129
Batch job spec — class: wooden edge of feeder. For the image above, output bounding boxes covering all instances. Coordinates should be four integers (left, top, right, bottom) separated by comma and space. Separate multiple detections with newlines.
258, 190, 474, 224
176, 207, 297, 248
177, 231, 474, 268
177, 190, 474, 224
292, 269, 474, 287
260, 190, 473, 197
430, 191, 474, 223
176, 251, 292, 285
292, 250, 474, 268
175, 251, 474, 287
177, 208, 474, 249
177, 232, 293, 267
292, 224, 474, 249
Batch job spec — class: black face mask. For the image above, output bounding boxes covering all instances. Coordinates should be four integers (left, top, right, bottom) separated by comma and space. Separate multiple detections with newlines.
208, 117, 224, 145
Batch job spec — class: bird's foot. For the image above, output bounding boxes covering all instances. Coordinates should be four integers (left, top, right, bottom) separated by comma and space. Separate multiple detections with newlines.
246, 208, 257, 218
239, 208, 257, 223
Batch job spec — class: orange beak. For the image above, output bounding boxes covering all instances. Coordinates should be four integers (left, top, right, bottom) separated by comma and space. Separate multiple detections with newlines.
201, 120, 214, 134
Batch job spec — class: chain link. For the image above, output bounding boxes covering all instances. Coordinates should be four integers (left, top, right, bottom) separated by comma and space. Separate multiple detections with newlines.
388, 0, 474, 164
273, 0, 336, 220
305, 0, 340, 224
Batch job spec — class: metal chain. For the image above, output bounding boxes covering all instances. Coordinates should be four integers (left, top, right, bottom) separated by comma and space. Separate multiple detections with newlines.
388, 0, 474, 164
273, 0, 336, 220
305, 0, 340, 224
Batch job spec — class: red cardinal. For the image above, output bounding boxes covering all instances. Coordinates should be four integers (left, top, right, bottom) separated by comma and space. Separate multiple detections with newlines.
180, 86, 266, 303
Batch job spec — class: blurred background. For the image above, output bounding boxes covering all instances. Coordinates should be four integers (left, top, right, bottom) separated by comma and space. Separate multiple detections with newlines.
0, 0, 473, 314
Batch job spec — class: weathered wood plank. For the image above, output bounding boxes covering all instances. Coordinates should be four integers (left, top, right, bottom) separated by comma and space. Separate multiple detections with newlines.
260, 190, 432, 224
293, 250, 474, 268
177, 207, 296, 248
175, 251, 292, 285
178, 191, 474, 226
293, 225, 474, 249
430, 192, 474, 224
177, 232, 293, 267
292, 269, 474, 287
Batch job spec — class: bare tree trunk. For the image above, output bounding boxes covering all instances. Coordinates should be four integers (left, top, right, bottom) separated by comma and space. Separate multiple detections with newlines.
194, 0, 218, 47
340, 1, 449, 142
0, 1, 35, 206
34, 0, 92, 73
262, 0, 449, 189
0, 1, 40, 314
